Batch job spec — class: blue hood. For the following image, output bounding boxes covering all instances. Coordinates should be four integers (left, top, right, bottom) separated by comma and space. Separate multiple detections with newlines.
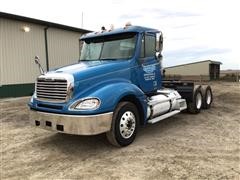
52, 60, 135, 100
54, 60, 132, 82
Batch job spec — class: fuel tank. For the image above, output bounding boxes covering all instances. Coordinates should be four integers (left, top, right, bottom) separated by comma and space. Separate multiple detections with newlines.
147, 89, 182, 119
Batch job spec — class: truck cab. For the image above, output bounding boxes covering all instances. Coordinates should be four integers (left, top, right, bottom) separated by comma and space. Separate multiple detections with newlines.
29, 25, 213, 147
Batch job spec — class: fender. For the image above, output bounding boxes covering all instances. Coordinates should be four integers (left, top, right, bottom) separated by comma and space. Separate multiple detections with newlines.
71, 79, 147, 119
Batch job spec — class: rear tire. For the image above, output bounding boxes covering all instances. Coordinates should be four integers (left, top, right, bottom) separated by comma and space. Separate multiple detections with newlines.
202, 86, 213, 109
106, 102, 139, 147
187, 87, 203, 114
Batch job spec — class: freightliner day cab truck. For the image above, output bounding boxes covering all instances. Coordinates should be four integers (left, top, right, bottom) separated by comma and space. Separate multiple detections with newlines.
29, 25, 213, 147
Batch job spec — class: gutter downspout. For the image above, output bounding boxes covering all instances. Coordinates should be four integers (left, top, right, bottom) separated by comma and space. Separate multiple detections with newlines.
44, 27, 49, 71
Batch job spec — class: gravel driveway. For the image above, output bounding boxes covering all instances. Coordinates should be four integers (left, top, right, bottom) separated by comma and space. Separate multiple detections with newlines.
1, 82, 239, 179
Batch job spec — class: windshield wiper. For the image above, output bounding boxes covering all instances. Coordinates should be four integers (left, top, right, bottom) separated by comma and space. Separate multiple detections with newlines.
100, 58, 118, 61
79, 59, 100, 61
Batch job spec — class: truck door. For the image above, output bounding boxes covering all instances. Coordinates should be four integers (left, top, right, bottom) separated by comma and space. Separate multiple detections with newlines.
137, 33, 161, 94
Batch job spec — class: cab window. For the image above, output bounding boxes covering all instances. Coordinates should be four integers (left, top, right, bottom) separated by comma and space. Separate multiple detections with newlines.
140, 34, 156, 58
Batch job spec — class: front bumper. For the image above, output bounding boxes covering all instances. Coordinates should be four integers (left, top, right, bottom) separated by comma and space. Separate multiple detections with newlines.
29, 110, 113, 135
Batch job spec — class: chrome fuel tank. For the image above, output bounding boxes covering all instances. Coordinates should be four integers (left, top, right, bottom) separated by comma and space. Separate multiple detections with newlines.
147, 89, 182, 119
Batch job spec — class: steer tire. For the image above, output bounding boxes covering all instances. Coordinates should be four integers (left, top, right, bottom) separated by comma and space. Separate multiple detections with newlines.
106, 102, 139, 147
202, 85, 213, 109
187, 87, 203, 114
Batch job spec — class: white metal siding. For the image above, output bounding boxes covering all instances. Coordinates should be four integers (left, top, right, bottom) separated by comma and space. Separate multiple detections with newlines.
165, 61, 210, 76
1, 19, 46, 85
47, 28, 82, 69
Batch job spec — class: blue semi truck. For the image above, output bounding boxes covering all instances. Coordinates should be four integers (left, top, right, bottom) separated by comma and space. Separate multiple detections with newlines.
29, 25, 213, 147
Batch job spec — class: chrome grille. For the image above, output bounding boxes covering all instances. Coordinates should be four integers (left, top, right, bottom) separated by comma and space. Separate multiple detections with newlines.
36, 78, 68, 102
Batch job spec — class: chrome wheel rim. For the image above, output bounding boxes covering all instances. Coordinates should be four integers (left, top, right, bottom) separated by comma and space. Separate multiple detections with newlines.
196, 93, 202, 109
206, 90, 212, 105
119, 111, 136, 139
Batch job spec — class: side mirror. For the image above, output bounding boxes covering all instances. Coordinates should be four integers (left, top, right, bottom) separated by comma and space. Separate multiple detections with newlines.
34, 55, 45, 75
34, 56, 40, 65
158, 32, 163, 53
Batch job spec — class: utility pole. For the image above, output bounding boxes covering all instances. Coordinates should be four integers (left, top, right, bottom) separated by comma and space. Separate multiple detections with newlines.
81, 12, 83, 28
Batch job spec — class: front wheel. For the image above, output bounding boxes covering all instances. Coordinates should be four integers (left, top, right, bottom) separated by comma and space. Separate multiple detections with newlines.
106, 102, 139, 147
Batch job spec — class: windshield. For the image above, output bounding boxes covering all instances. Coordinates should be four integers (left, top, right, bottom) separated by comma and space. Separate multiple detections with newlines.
80, 33, 137, 61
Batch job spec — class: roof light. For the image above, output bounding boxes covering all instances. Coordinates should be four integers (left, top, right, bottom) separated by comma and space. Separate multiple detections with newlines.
124, 22, 132, 29
110, 24, 114, 31
101, 26, 106, 33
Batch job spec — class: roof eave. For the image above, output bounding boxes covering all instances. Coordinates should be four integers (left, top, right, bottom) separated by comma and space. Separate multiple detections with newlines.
0, 11, 91, 33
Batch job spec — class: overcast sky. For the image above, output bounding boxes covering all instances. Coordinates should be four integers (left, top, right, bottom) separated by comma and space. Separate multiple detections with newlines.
1, 0, 239, 69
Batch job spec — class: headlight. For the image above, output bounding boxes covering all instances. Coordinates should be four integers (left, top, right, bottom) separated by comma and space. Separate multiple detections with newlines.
72, 98, 101, 110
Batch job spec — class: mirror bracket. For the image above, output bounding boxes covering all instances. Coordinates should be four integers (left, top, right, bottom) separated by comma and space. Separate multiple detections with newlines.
34, 56, 45, 75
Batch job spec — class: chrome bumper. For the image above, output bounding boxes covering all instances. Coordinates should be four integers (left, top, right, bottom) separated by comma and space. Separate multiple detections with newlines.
29, 110, 113, 135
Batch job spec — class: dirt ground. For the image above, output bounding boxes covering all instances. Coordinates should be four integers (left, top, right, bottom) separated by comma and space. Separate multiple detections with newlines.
1, 82, 239, 179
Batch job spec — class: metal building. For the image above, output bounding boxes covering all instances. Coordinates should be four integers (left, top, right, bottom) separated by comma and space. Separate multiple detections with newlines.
0, 12, 90, 98
164, 60, 222, 81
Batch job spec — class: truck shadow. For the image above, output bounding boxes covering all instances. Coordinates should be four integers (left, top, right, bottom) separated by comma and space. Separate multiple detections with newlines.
137, 114, 189, 138
38, 132, 114, 153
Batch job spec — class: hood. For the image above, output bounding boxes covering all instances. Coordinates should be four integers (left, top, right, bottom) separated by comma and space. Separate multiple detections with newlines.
52, 60, 131, 82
